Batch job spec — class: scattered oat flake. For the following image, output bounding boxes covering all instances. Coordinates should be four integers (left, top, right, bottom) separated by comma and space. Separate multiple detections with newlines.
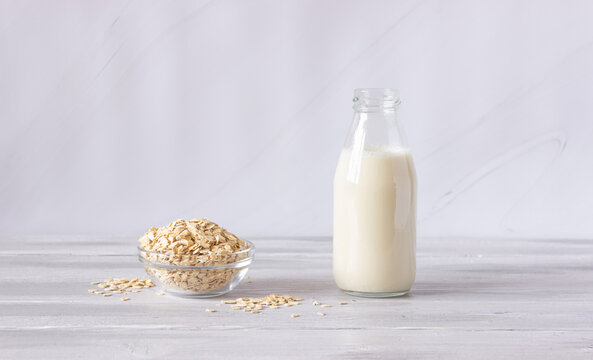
312, 301, 320, 306
317, 312, 326, 316
87, 289, 95, 293
219, 294, 303, 314
247, 279, 253, 283
90, 278, 154, 296
321, 304, 332, 308
120, 297, 130, 301
205, 309, 216, 313
156, 292, 165, 296
290, 314, 299, 318
339, 302, 348, 305
103, 294, 112, 297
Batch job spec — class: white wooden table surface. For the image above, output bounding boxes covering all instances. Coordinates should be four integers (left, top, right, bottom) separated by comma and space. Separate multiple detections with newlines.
1, 236, 592, 359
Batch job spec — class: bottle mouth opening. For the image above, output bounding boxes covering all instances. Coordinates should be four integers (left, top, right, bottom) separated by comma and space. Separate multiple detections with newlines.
353, 88, 400, 111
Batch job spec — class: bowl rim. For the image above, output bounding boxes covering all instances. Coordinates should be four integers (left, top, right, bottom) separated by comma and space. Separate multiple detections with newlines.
138, 253, 253, 270
138, 239, 254, 256
137, 239, 255, 270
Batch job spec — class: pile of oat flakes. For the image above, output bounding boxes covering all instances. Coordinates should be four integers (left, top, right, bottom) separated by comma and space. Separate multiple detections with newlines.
138, 218, 251, 293
139, 218, 247, 257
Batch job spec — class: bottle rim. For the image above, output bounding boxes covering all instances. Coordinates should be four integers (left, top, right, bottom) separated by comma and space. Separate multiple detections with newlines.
353, 88, 401, 111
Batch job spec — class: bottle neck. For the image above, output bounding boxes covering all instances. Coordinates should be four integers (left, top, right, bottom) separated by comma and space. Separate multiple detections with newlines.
344, 88, 408, 150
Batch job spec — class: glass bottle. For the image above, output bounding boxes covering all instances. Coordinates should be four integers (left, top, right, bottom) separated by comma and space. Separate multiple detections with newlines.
333, 88, 417, 297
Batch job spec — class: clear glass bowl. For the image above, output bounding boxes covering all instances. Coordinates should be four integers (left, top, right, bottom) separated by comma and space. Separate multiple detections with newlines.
137, 240, 254, 298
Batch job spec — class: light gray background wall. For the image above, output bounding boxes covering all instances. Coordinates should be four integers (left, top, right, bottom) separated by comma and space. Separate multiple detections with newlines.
1, 0, 592, 238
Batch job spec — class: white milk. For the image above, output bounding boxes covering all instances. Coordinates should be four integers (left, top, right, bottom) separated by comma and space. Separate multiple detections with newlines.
333, 147, 416, 294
